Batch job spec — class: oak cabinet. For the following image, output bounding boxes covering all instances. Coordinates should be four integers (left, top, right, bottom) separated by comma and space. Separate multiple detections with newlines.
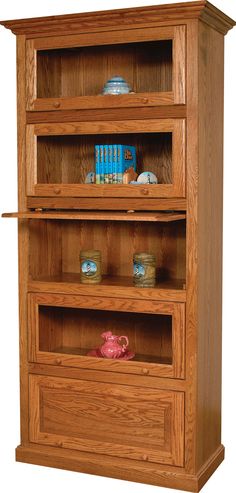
1, 1, 235, 492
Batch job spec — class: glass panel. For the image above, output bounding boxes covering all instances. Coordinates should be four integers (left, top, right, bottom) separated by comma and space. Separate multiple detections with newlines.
37, 40, 172, 98
37, 133, 172, 185
38, 305, 173, 365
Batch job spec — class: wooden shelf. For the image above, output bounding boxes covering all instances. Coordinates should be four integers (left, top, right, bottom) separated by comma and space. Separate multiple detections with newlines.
26, 105, 187, 125
32, 92, 174, 112
2, 210, 186, 222
52, 346, 172, 366
26, 196, 187, 211
28, 274, 186, 302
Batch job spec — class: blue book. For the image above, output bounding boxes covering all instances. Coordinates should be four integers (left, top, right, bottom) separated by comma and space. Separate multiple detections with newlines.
117, 145, 136, 183
99, 145, 104, 184
108, 145, 113, 184
95, 145, 100, 184
104, 145, 109, 184
117, 145, 123, 183
112, 145, 118, 184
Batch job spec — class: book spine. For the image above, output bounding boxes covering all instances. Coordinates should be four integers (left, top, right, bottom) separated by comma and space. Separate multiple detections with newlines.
108, 145, 113, 184
99, 145, 104, 184
121, 145, 136, 172
113, 145, 117, 184
95, 145, 100, 184
117, 145, 123, 184
104, 145, 109, 184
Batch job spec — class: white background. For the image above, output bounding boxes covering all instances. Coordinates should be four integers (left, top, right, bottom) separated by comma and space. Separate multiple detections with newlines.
0, 1, 235, 492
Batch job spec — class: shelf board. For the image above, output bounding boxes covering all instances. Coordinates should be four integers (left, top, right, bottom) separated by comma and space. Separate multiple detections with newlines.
26, 105, 187, 125
32, 183, 180, 199
29, 274, 186, 302
51, 345, 172, 366
27, 196, 187, 211
31, 92, 174, 112
2, 210, 186, 222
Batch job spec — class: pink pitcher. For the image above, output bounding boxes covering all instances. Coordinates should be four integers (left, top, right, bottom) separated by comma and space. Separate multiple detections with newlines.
100, 331, 129, 359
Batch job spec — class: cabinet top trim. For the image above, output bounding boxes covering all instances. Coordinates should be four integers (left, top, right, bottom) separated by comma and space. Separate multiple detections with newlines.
0, 1, 235, 37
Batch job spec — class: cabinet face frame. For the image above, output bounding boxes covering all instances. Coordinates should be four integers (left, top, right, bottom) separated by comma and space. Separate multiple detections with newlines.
28, 293, 185, 379
26, 25, 186, 111
29, 374, 185, 466
26, 118, 186, 199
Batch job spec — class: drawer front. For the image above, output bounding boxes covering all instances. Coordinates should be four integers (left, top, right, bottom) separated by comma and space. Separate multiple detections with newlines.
29, 374, 184, 466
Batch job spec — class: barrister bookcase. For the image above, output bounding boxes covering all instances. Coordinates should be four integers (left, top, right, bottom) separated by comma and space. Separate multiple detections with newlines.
1, 2, 235, 491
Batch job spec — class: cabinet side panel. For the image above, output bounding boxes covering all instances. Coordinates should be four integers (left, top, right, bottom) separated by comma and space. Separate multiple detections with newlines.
197, 22, 224, 469
17, 35, 29, 444
185, 19, 199, 475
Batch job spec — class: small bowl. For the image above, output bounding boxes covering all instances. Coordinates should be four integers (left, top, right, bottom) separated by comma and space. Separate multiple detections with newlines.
102, 76, 132, 95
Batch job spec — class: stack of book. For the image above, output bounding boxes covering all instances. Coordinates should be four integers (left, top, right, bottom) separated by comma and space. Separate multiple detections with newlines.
95, 144, 136, 184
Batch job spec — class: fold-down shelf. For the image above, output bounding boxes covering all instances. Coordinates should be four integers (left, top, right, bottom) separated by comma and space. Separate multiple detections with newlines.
2, 210, 186, 222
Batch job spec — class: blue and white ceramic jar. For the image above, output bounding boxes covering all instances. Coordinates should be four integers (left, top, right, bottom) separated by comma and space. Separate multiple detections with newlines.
102, 76, 132, 95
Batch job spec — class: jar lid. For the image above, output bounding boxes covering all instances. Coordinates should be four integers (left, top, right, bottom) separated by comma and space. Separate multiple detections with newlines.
133, 252, 156, 261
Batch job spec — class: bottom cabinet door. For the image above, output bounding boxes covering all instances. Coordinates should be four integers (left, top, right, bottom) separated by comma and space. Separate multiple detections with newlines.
29, 374, 184, 466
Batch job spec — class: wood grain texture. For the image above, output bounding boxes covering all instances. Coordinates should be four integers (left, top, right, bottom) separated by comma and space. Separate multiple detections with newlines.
24, 25, 185, 109
28, 275, 186, 302
26, 196, 187, 210
35, 131, 173, 188
2, 211, 186, 222
26, 39, 37, 110
173, 25, 186, 104
26, 105, 187, 124
16, 35, 30, 446
33, 183, 181, 199
28, 362, 187, 392
26, 125, 37, 195
29, 374, 185, 466
196, 21, 224, 470
15, 442, 224, 492
32, 26, 175, 51
29, 363, 186, 392
27, 219, 186, 284
1, 3, 233, 490
185, 19, 199, 475
26, 118, 185, 199
28, 293, 185, 378
1, 2, 235, 37
32, 93, 174, 112
33, 118, 182, 135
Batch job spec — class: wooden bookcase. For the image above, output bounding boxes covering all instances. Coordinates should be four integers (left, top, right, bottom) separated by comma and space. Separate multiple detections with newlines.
1, 2, 235, 491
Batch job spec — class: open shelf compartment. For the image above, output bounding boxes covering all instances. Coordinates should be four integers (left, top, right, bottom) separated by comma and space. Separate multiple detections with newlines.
26, 25, 185, 111
26, 119, 185, 199
29, 293, 185, 378
27, 217, 186, 301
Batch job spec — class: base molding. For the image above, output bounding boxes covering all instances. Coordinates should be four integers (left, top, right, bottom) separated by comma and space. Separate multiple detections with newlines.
16, 443, 225, 492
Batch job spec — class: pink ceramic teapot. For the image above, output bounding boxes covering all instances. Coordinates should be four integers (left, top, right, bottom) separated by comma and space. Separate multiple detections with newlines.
100, 331, 129, 359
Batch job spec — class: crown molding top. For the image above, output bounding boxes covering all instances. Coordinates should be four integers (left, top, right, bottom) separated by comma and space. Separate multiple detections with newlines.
0, 1, 235, 37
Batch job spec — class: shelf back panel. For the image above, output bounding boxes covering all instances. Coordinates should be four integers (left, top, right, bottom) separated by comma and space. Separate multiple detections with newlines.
38, 305, 173, 363
28, 219, 186, 283
37, 133, 172, 186
37, 40, 172, 99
